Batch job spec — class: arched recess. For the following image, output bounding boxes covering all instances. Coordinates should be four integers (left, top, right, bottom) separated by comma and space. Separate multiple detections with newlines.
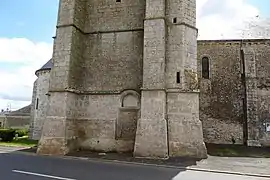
120, 90, 141, 108
116, 90, 141, 144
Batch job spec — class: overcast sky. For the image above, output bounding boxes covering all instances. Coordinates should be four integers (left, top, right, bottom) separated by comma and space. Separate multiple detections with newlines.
0, 0, 269, 110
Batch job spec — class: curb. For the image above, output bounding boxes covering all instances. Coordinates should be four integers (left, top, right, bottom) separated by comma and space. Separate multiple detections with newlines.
57, 155, 270, 179
11, 150, 270, 179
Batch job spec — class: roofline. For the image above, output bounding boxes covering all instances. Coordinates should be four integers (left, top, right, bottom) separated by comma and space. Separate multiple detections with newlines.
35, 68, 51, 76
198, 38, 270, 43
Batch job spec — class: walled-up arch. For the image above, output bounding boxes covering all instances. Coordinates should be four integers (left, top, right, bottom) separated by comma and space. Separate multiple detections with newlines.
120, 90, 140, 108
116, 90, 141, 143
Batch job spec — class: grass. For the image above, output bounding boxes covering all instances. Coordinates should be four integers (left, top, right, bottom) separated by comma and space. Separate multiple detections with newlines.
0, 136, 38, 148
206, 143, 270, 158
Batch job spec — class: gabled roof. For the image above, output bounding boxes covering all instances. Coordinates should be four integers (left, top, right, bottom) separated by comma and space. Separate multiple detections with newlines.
7, 104, 31, 116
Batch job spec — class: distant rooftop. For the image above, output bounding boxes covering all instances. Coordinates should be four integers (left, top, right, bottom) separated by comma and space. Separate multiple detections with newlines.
35, 59, 53, 75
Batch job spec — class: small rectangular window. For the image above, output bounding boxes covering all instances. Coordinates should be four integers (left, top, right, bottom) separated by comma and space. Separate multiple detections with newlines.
36, 98, 39, 110
173, 18, 177, 23
116, 0, 121, 2
266, 123, 270, 132
176, 72, 180, 83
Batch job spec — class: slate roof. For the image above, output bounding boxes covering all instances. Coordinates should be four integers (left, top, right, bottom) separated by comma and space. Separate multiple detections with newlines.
7, 104, 31, 116
35, 59, 53, 75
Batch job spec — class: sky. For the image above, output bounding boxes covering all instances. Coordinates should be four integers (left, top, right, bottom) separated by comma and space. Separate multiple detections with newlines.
0, 0, 270, 111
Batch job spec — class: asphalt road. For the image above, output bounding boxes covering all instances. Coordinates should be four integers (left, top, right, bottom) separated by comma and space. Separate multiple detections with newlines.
0, 147, 268, 180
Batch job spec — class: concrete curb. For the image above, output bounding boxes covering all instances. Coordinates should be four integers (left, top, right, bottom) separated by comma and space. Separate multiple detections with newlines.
11, 150, 270, 179
57, 155, 270, 179
66, 156, 270, 179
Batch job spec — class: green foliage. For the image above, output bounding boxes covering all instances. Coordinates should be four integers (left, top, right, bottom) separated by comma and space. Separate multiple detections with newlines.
0, 136, 38, 147
15, 129, 29, 137
0, 129, 16, 142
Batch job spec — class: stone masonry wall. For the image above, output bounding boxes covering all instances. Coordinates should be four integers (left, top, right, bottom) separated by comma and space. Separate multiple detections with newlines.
135, 0, 207, 159
253, 40, 270, 146
29, 79, 37, 139
82, 32, 143, 91
242, 45, 259, 146
82, 0, 145, 92
31, 70, 50, 140
38, 0, 144, 155
198, 40, 244, 144
71, 0, 145, 152
165, 0, 206, 158
134, 0, 168, 158
37, 0, 270, 157
4, 116, 30, 129
75, 91, 140, 152
84, 0, 145, 33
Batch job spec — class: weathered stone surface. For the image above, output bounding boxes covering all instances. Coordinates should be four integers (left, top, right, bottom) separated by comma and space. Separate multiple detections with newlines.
198, 41, 244, 144
37, 92, 78, 155
29, 70, 50, 140
167, 92, 207, 158
31, 0, 270, 159
134, 90, 168, 159
198, 39, 270, 146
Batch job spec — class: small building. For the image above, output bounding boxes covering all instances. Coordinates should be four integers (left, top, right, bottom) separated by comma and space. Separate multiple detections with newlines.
0, 105, 31, 129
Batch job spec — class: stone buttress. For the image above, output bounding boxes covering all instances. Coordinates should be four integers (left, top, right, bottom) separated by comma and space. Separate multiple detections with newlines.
37, 0, 86, 155
134, 0, 207, 158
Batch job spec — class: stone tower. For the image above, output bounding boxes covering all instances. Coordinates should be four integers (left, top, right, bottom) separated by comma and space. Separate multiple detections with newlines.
134, 0, 207, 158
29, 60, 52, 140
37, 0, 207, 158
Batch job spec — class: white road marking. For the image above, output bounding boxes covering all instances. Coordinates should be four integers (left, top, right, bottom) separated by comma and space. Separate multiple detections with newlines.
12, 170, 76, 180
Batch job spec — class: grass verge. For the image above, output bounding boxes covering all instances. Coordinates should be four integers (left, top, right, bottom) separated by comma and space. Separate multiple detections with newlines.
0, 136, 38, 148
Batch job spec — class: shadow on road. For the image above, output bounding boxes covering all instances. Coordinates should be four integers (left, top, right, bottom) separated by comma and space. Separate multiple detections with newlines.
2, 146, 270, 179
1, 147, 193, 180
17, 146, 202, 167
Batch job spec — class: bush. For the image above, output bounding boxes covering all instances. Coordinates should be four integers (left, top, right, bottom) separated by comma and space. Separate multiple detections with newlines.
15, 129, 29, 137
0, 129, 16, 142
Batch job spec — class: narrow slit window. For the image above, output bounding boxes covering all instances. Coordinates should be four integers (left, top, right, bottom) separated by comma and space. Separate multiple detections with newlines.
173, 18, 177, 23
176, 72, 180, 83
36, 98, 39, 110
202, 57, 210, 79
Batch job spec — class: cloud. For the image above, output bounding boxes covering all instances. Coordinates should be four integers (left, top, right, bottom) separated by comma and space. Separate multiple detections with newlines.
1, 0, 269, 110
0, 37, 53, 110
0, 38, 52, 65
196, 0, 269, 39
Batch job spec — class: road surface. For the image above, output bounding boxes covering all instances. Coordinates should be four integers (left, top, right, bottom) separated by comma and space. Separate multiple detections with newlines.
0, 146, 268, 180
